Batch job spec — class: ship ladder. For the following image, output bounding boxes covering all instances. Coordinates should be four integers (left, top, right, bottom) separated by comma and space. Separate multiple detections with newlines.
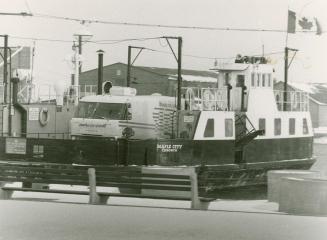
235, 113, 264, 150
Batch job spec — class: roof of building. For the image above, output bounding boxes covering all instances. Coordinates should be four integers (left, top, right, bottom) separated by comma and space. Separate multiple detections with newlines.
83, 62, 218, 82
275, 81, 327, 105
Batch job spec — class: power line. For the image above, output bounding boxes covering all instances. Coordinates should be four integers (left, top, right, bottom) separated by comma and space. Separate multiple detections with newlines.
1, 10, 324, 34
9, 35, 163, 44
143, 47, 284, 60
7, 34, 285, 61
31, 12, 295, 33
10, 35, 73, 43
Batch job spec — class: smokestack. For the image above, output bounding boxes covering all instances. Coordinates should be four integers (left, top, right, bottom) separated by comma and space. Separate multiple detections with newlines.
97, 49, 104, 95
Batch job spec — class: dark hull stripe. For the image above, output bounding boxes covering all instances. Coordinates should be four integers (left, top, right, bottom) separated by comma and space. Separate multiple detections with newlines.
118, 125, 156, 130
154, 107, 175, 112
118, 121, 155, 127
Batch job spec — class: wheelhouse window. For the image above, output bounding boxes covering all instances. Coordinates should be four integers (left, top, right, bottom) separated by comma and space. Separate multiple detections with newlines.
251, 73, 255, 87
259, 118, 266, 136
75, 102, 130, 120
225, 119, 233, 137
262, 74, 266, 87
257, 73, 261, 87
267, 74, 271, 87
204, 118, 214, 137
289, 118, 296, 135
303, 118, 309, 134
274, 118, 281, 135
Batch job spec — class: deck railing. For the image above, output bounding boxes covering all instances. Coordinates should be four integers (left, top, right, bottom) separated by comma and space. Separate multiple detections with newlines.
274, 90, 309, 112
181, 87, 230, 111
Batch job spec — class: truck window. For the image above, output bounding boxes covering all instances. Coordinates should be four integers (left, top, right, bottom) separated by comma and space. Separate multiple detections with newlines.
75, 102, 130, 120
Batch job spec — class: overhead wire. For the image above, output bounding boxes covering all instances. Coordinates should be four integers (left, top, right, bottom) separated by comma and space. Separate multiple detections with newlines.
31, 12, 298, 34
7, 34, 285, 61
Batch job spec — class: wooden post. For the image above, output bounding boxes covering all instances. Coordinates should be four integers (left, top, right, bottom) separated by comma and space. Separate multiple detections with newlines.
88, 168, 99, 204
189, 167, 209, 210
0, 182, 13, 200
88, 168, 109, 205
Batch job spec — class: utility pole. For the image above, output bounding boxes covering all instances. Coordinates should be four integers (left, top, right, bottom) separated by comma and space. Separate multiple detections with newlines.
127, 46, 131, 87
78, 35, 82, 74
177, 37, 182, 111
3, 35, 8, 104
163, 36, 183, 110
283, 47, 298, 111
283, 47, 288, 111
73, 29, 93, 74
126, 46, 144, 87
73, 42, 80, 106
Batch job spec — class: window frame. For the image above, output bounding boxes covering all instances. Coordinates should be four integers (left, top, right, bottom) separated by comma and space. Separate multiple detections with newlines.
274, 118, 282, 136
303, 118, 309, 135
258, 118, 266, 136
225, 118, 233, 137
289, 118, 296, 135
204, 118, 215, 138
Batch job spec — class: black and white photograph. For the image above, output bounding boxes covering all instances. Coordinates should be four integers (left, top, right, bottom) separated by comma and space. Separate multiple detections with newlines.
0, 0, 326, 239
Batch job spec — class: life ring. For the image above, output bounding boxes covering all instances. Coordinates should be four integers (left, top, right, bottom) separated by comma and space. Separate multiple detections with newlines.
39, 108, 50, 126
202, 89, 215, 110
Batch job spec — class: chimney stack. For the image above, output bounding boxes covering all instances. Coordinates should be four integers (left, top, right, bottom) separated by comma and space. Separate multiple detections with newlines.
97, 49, 104, 95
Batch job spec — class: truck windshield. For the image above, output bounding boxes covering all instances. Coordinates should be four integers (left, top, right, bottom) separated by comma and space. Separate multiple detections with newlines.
75, 102, 129, 120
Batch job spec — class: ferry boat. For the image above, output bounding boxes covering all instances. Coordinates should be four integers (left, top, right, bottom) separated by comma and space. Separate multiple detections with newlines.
0, 55, 315, 193
70, 57, 314, 165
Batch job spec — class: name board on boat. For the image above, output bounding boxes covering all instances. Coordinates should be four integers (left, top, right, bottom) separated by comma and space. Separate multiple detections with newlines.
183, 115, 194, 123
29, 107, 39, 121
157, 144, 183, 153
5, 137, 27, 154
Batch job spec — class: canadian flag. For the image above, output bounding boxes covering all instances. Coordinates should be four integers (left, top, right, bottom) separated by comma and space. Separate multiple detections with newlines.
287, 10, 322, 35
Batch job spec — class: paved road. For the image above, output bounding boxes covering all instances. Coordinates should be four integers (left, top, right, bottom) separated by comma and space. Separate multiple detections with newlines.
0, 199, 326, 240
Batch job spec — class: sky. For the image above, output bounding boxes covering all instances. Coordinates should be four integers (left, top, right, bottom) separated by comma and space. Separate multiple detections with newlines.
0, 0, 326, 89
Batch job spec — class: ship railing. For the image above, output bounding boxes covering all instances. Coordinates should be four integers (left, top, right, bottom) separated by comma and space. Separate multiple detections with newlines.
30, 85, 98, 104
181, 87, 231, 111
274, 90, 309, 111
79, 85, 97, 97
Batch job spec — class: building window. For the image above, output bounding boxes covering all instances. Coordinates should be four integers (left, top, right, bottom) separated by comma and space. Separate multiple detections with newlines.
225, 119, 233, 137
257, 73, 260, 87
224, 73, 231, 86
262, 74, 266, 87
251, 73, 255, 87
116, 69, 121, 76
204, 118, 214, 137
274, 118, 281, 135
259, 118, 266, 136
289, 118, 296, 135
303, 118, 309, 134
268, 74, 271, 87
